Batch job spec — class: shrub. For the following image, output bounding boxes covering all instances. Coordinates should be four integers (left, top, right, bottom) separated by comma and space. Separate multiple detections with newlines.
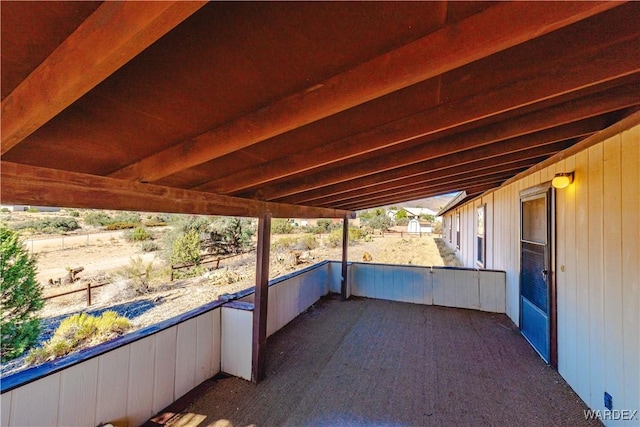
207, 217, 254, 255
171, 230, 202, 267
1, 208, 10, 213
26, 207, 39, 213
119, 256, 155, 293
124, 227, 153, 242
112, 211, 141, 224
12, 217, 80, 234
67, 210, 80, 217
325, 227, 369, 247
1, 228, 44, 362
139, 240, 160, 252
271, 218, 294, 234
300, 234, 318, 250
83, 211, 113, 226
26, 311, 130, 365
105, 222, 137, 230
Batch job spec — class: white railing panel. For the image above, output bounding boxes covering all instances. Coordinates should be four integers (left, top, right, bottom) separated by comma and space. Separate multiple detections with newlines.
174, 319, 198, 400
221, 305, 253, 381
1, 391, 11, 427
58, 358, 98, 427
10, 372, 60, 427
96, 346, 130, 425
152, 327, 177, 415
196, 311, 215, 385
127, 336, 155, 427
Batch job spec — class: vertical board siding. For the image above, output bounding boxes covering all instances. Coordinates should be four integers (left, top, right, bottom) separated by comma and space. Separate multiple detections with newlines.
221, 307, 253, 381
95, 345, 130, 426
196, 312, 215, 386
1, 392, 10, 427
9, 373, 60, 427
174, 319, 198, 400
450, 124, 640, 424
603, 135, 624, 426
212, 309, 222, 377
127, 336, 155, 427
621, 126, 640, 423
58, 358, 98, 427
152, 327, 177, 415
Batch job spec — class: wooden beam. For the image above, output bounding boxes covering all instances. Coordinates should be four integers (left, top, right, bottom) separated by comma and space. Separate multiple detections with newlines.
1, 1, 206, 154
333, 173, 524, 211
262, 118, 605, 201
199, 42, 639, 196
279, 83, 636, 205
341, 215, 349, 301
0, 162, 353, 219
346, 183, 499, 212
109, 1, 621, 183
252, 214, 271, 383
310, 156, 547, 207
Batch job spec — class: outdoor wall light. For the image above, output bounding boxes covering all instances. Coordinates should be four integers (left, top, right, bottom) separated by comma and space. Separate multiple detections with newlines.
552, 172, 574, 189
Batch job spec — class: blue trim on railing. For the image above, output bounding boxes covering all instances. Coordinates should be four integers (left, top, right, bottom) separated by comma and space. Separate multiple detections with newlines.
224, 301, 254, 311
0, 260, 332, 394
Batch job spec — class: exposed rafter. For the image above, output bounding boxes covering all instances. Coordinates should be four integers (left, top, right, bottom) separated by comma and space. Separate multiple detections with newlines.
276, 85, 637, 205
0, 162, 353, 219
109, 1, 621, 183
1, 1, 206, 154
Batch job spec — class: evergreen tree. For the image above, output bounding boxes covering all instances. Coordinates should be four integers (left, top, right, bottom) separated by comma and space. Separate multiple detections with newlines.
1, 227, 44, 362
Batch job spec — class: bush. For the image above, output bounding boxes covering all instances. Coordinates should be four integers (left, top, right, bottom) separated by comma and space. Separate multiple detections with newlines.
26, 311, 130, 365
271, 218, 294, 234
171, 230, 202, 267
83, 211, 113, 226
12, 217, 80, 234
124, 227, 153, 242
112, 211, 141, 224
207, 217, 254, 255
139, 240, 160, 252
105, 222, 137, 230
1, 228, 44, 362
26, 207, 39, 213
325, 227, 369, 247
67, 210, 80, 217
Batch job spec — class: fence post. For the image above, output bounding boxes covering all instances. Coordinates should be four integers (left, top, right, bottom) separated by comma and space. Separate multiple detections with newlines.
86, 283, 92, 306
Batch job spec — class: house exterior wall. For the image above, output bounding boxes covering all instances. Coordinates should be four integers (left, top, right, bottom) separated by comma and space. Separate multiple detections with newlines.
441, 124, 639, 424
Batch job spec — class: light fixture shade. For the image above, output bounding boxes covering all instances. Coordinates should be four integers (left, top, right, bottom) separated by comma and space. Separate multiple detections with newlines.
552, 172, 574, 189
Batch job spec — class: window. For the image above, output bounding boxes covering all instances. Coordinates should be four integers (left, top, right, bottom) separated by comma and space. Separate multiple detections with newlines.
476, 205, 486, 267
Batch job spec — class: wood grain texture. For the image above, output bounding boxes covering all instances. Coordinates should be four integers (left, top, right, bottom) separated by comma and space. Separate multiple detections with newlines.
0, 161, 353, 219
111, 1, 620, 183
1, 1, 206, 153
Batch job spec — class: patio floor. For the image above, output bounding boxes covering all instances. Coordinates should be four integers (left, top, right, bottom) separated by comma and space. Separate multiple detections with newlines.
146, 295, 599, 427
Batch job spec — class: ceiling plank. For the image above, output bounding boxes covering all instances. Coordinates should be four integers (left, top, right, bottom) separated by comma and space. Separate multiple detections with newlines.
333, 174, 517, 210
109, 1, 622, 183
309, 156, 548, 207
342, 183, 500, 212
223, 39, 639, 197
0, 162, 353, 220
258, 113, 613, 201
1, 1, 206, 155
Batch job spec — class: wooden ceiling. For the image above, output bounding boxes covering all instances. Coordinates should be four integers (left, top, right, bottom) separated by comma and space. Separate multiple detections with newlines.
2, 1, 639, 218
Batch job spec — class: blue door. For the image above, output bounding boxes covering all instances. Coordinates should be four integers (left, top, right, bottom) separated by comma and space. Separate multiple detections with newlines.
520, 190, 551, 362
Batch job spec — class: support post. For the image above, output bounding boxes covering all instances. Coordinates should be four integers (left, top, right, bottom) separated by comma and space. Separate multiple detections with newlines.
252, 213, 271, 383
341, 215, 349, 301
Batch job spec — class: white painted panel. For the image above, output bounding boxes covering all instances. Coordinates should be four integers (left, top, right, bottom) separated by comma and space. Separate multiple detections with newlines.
602, 135, 625, 427
432, 269, 446, 306
412, 269, 427, 305
127, 336, 156, 427
153, 327, 177, 414
196, 312, 215, 385
1, 392, 11, 427
352, 264, 375, 298
574, 149, 591, 404
58, 358, 98, 427
299, 271, 319, 312
479, 271, 497, 312
95, 345, 130, 426
212, 309, 221, 376
329, 262, 342, 293
467, 271, 480, 310
392, 268, 406, 302
382, 266, 394, 301
290, 277, 302, 322
374, 265, 385, 299
10, 372, 59, 427
424, 269, 434, 305
267, 285, 277, 337
221, 307, 253, 381
454, 270, 470, 309
588, 144, 605, 411
175, 318, 197, 400
621, 126, 640, 422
